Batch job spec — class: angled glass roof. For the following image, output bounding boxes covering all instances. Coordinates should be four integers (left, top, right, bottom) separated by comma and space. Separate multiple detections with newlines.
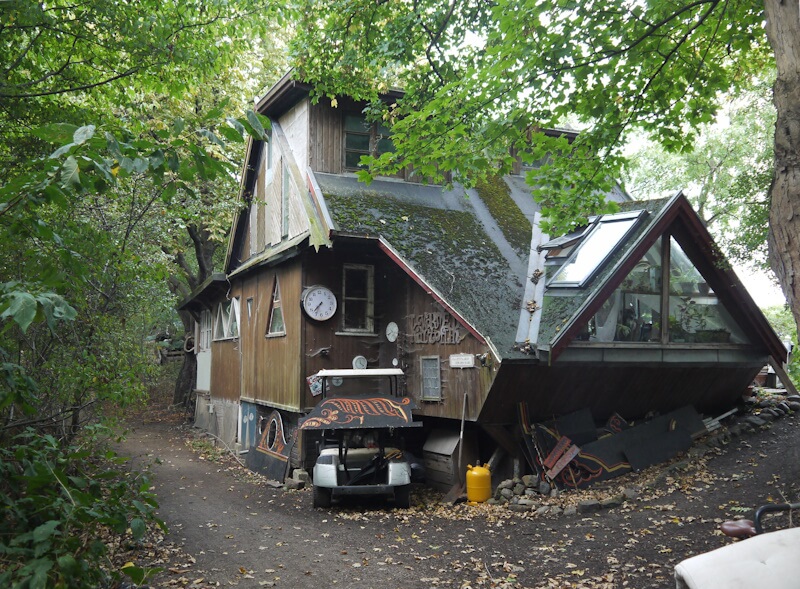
548, 210, 647, 288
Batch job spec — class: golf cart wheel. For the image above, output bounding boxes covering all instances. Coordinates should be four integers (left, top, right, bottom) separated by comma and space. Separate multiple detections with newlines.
394, 485, 411, 508
313, 485, 332, 508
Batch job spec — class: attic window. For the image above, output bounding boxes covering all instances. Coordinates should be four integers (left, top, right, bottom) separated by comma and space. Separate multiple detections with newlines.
344, 114, 394, 170
548, 210, 646, 288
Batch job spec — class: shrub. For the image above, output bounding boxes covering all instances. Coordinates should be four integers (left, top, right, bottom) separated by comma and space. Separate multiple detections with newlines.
0, 426, 163, 588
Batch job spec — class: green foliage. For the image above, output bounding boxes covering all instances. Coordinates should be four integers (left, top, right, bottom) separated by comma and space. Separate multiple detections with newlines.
624, 78, 775, 270
0, 426, 163, 589
290, 0, 772, 234
762, 305, 800, 386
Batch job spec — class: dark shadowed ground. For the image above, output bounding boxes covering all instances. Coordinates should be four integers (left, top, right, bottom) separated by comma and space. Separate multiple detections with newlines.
116, 397, 800, 589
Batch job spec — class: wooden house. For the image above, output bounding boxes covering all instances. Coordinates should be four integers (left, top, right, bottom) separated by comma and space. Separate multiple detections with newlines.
178, 72, 789, 480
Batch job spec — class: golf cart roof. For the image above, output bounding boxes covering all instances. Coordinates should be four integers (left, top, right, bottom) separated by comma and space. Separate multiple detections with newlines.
315, 369, 404, 378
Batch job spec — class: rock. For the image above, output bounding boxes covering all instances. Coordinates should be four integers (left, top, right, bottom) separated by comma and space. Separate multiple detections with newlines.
788, 402, 800, 412
550, 489, 560, 498
778, 402, 791, 414
524, 489, 538, 497
787, 395, 800, 402
535, 506, 550, 516
284, 478, 304, 490
517, 498, 537, 507
600, 494, 624, 508
513, 483, 525, 496
563, 506, 578, 516
622, 487, 639, 500
522, 474, 538, 488
759, 411, 776, 422
550, 506, 563, 516
758, 399, 773, 408
508, 504, 532, 513
292, 469, 310, 484
500, 488, 514, 500
538, 481, 551, 496
487, 498, 500, 505
744, 415, 767, 427
577, 499, 601, 514
728, 423, 745, 437
497, 479, 515, 491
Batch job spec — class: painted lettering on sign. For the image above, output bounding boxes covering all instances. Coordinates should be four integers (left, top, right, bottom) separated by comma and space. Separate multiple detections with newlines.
411, 313, 466, 345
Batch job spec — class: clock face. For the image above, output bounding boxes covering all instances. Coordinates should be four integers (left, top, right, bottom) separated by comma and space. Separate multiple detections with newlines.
352, 355, 368, 370
302, 285, 337, 321
385, 321, 399, 342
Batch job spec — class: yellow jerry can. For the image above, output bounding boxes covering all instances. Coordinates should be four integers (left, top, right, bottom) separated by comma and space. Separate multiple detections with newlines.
466, 463, 492, 503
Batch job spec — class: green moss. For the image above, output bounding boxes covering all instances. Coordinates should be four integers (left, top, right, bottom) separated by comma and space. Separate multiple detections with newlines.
475, 175, 531, 256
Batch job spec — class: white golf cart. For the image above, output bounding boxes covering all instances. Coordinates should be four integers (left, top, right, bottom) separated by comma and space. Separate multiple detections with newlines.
300, 368, 421, 508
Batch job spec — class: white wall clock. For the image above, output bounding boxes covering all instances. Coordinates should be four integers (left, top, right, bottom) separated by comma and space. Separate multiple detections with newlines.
352, 355, 368, 370
301, 285, 337, 321
385, 321, 399, 342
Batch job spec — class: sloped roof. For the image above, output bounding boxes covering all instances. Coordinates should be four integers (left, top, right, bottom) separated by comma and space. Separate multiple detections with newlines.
317, 173, 532, 359
537, 193, 787, 365
535, 197, 670, 351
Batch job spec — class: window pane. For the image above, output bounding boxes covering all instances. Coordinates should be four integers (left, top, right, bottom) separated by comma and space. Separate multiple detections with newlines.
421, 357, 441, 400
344, 300, 368, 330
345, 133, 371, 152
344, 114, 370, 132
376, 137, 394, 155
579, 239, 662, 343
345, 151, 366, 169
345, 268, 368, 298
551, 211, 643, 286
269, 308, 285, 334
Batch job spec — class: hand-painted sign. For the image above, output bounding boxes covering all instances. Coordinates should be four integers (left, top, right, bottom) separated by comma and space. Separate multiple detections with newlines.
300, 394, 422, 430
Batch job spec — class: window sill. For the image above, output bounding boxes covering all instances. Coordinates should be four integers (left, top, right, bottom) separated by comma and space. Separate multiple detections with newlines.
265, 332, 286, 339
335, 331, 379, 337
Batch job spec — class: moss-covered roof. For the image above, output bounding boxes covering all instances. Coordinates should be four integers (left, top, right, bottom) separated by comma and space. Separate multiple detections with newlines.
316, 173, 650, 361
318, 174, 526, 359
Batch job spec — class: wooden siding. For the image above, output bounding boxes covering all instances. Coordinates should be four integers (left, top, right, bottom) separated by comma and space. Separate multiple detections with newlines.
309, 99, 343, 174
209, 340, 241, 402
478, 360, 765, 425
300, 243, 494, 418
238, 125, 310, 264
239, 259, 304, 411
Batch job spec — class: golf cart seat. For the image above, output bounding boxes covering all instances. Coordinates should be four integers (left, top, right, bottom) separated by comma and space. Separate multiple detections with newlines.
675, 503, 800, 589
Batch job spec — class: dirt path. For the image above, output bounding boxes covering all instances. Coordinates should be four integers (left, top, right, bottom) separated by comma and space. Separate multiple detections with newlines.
119, 409, 800, 589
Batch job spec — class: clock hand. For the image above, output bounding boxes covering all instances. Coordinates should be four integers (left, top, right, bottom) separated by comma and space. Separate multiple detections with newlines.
314, 301, 323, 312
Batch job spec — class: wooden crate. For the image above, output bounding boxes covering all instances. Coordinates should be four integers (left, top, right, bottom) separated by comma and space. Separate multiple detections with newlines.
423, 429, 477, 491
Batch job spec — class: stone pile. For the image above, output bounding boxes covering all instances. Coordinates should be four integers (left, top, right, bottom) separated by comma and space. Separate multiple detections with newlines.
487, 391, 799, 516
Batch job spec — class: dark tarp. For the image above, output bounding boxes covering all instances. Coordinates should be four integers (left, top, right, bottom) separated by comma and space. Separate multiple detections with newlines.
299, 395, 421, 430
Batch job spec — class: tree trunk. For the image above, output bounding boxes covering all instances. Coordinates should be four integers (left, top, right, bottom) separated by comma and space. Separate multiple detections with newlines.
766, 0, 800, 341
173, 309, 197, 407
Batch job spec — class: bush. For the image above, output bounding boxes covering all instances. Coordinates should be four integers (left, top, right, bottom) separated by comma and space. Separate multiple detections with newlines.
0, 426, 163, 589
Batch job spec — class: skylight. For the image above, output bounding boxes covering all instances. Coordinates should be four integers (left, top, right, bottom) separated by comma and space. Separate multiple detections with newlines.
548, 210, 646, 287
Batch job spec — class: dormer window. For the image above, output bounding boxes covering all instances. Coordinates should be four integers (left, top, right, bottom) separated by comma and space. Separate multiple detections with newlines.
548, 210, 646, 288
344, 114, 394, 170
